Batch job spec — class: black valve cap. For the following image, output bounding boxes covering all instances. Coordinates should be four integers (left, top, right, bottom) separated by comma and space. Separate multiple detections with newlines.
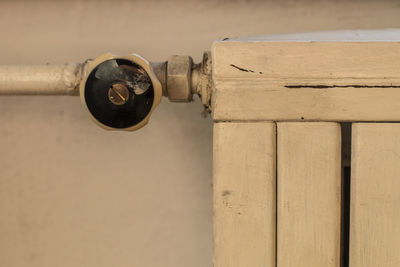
84, 59, 154, 129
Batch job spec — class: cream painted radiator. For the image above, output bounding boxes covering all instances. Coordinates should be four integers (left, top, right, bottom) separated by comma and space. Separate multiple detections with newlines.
212, 31, 400, 267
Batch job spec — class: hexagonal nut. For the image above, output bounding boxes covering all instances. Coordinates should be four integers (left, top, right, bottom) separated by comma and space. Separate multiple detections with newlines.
167, 55, 193, 102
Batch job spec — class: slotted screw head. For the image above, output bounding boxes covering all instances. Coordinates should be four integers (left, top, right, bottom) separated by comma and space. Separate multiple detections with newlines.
108, 83, 130, 105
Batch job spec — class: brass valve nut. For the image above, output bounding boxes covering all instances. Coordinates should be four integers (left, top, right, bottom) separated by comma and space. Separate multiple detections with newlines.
167, 55, 193, 102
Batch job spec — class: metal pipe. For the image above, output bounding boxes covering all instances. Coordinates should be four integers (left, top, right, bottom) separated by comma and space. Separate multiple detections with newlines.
0, 53, 212, 110
0, 63, 83, 95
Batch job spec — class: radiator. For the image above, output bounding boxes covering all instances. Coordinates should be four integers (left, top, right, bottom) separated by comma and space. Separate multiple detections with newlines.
213, 30, 400, 267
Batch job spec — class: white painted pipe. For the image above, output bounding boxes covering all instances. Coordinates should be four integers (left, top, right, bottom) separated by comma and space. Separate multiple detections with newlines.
0, 63, 83, 95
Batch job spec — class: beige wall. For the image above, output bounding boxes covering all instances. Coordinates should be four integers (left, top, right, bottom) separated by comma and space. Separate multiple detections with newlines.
0, 0, 399, 266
